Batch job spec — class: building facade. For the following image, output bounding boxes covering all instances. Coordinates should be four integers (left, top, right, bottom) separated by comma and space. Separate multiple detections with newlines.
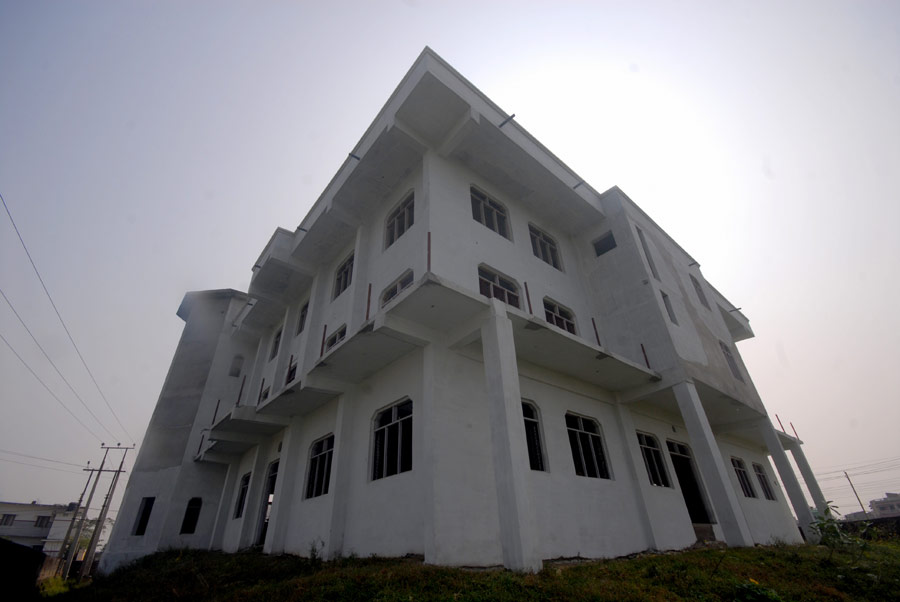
0, 500, 76, 554
101, 49, 826, 573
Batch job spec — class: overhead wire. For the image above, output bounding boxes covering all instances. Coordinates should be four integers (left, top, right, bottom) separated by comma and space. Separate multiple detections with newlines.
0, 286, 118, 440
0, 448, 88, 468
0, 457, 86, 475
1, 190, 133, 443
0, 330, 103, 442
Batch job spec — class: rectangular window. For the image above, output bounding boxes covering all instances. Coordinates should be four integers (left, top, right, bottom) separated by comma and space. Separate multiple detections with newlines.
661, 292, 678, 325
732, 458, 757, 498
593, 231, 617, 256
381, 270, 414, 307
325, 325, 347, 352
690, 275, 711, 310
543, 298, 576, 334
0, 514, 14, 526
719, 341, 745, 382
179, 498, 202, 534
372, 399, 413, 480
228, 355, 244, 378
234, 473, 251, 518
522, 402, 545, 471
471, 187, 510, 239
477, 266, 520, 308
385, 192, 414, 248
333, 254, 354, 299
132, 497, 155, 536
258, 379, 269, 404
566, 414, 611, 479
753, 463, 777, 501
286, 356, 298, 385
269, 327, 282, 361
305, 434, 335, 499
637, 432, 670, 487
528, 224, 562, 270
636, 227, 660, 280
34, 515, 51, 528
296, 302, 308, 335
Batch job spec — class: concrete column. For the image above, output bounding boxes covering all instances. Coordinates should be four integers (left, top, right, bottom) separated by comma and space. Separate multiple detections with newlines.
264, 420, 300, 554
326, 392, 355, 558
208, 462, 238, 550
238, 447, 269, 548
480, 301, 541, 572
759, 420, 818, 541
672, 381, 754, 546
420, 343, 438, 563
612, 401, 659, 550
787, 443, 828, 517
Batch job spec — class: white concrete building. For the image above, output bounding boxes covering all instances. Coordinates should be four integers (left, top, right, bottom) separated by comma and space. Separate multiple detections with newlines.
101, 48, 826, 573
0, 500, 76, 554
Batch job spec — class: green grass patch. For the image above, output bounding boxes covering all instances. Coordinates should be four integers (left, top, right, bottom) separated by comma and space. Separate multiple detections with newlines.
48, 541, 900, 601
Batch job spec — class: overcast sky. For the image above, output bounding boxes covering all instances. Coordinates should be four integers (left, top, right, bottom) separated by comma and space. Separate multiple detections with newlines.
1, 1, 898, 523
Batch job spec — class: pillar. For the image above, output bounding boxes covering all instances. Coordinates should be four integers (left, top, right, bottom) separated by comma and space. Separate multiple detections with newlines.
787, 443, 828, 517
759, 419, 818, 541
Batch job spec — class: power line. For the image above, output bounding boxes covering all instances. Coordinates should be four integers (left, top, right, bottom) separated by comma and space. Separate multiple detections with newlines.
0, 457, 85, 475
0, 448, 87, 468
814, 455, 900, 475
0, 190, 133, 443
0, 330, 103, 442
0, 286, 118, 440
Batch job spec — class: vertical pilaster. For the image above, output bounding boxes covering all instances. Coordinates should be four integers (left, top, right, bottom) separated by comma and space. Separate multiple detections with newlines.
759, 419, 818, 541
673, 381, 754, 546
787, 443, 828, 517
326, 392, 355, 558
264, 419, 300, 554
208, 462, 238, 550
480, 301, 541, 572
420, 343, 438, 563
612, 401, 659, 549
238, 447, 268, 548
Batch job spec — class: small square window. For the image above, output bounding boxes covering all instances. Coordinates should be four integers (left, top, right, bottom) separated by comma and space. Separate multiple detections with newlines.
478, 266, 520, 308
593, 231, 617, 256
325, 325, 347, 352
543, 298, 576, 334
34, 515, 51, 528
381, 270, 414, 307
333, 254, 354, 299
0, 514, 15, 526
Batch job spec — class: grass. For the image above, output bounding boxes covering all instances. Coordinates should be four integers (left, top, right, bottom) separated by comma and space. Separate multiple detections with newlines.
45, 540, 900, 601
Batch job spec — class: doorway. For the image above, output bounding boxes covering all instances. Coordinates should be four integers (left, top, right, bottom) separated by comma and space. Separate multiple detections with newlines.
256, 460, 279, 546
667, 441, 714, 539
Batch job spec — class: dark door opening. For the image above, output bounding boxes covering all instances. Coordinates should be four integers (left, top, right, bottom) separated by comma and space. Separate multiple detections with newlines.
667, 441, 712, 527
256, 460, 279, 546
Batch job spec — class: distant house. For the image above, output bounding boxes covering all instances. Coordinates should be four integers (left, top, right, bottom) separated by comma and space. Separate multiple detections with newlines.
870, 492, 900, 518
101, 48, 827, 573
0, 500, 77, 554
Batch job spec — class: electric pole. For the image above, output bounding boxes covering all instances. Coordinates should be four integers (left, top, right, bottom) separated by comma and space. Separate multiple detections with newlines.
62, 447, 109, 579
79, 444, 131, 579
845, 471, 869, 517
55, 463, 92, 576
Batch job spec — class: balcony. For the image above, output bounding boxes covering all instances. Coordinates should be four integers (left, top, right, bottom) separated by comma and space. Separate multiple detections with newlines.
202, 406, 290, 458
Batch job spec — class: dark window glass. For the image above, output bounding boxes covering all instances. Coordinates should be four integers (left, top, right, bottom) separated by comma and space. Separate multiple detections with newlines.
373, 400, 413, 480
566, 414, 610, 479
306, 435, 335, 499
522, 402, 545, 471
179, 498, 202, 534
593, 231, 617, 256
637, 432, 670, 487
132, 497, 155, 536
234, 473, 250, 518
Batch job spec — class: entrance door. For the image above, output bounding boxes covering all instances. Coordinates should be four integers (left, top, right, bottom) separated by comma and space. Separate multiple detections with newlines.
256, 460, 279, 546
667, 441, 712, 526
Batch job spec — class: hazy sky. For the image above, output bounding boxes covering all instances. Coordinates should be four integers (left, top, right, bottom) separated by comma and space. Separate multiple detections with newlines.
1, 1, 898, 524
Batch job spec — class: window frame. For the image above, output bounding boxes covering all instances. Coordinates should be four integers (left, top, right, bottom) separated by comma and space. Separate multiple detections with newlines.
521, 401, 546, 472
179, 497, 202, 534
0, 514, 15, 526
528, 224, 562, 270
543, 298, 576, 334
296, 301, 309, 335
333, 253, 354, 299
752, 462, 777, 501
234, 473, 251, 519
719, 341, 745, 382
325, 325, 347, 352
636, 227, 660, 280
690, 274, 711, 310
269, 327, 283, 361
593, 231, 617, 256
477, 265, 520, 309
637, 432, 670, 487
566, 413, 612, 479
661, 292, 678, 325
305, 434, 335, 499
372, 398, 413, 481
384, 191, 415, 249
34, 515, 52, 528
381, 270, 414, 307
132, 496, 155, 536
731, 457, 757, 498
470, 186, 511, 240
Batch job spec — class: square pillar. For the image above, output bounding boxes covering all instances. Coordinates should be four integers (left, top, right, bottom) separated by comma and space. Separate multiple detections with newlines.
759, 419, 818, 541
480, 301, 542, 572
264, 419, 300, 554
673, 381, 754, 546
786, 443, 828, 517
612, 401, 660, 550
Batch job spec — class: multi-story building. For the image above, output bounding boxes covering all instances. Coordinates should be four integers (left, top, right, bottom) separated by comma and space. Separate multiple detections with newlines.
0, 500, 76, 553
101, 48, 826, 573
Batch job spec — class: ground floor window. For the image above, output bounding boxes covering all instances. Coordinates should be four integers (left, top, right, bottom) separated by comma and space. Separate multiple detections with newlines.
179, 498, 202, 534
731, 458, 757, 498
566, 413, 610, 479
522, 402, 545, 471
306, 435, 335, 499
637, 432, 670, 487
234, 473, 251, 518
373, 399, 412, 480
752, 462, 776, 500
132, 497, 155, 536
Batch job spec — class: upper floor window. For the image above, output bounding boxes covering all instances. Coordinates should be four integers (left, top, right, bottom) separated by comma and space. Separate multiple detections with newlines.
471, 187, 510, 239
478, 266, 519, 309
385, 192, 414, 248
269, 328, 283, 361
179, 498, 202, 534
333, 254, 354, 299
731, 457, 757, 498
529, 224, 562, 270
543, 298, 576, 334
306, 434, 335, 499
296, 302, 308, 335
234, 473, 250, 518
382, 270, 414, 307
34, 515, 51, 528
753, 462, 777, 501
286, 356, 298, 385
373, 399, 413, 480
228, 355, 244, 378
690, 275, 710, 310
719, 341, 745, 382
522, 402, 545, 471
566, 414, 611, 479
325, 325, 347, 352
636, 227, 660, 281
593, 231, 617, 256
637, 432, 670, 487
0, 514, 14, 526
661, 292, 678, 325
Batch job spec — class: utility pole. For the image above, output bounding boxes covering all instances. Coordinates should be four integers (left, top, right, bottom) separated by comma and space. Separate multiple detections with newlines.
55, 463, 92, 577
845, 471, 869, 517
79, 444, 132, 579
62, 447, 109, 579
